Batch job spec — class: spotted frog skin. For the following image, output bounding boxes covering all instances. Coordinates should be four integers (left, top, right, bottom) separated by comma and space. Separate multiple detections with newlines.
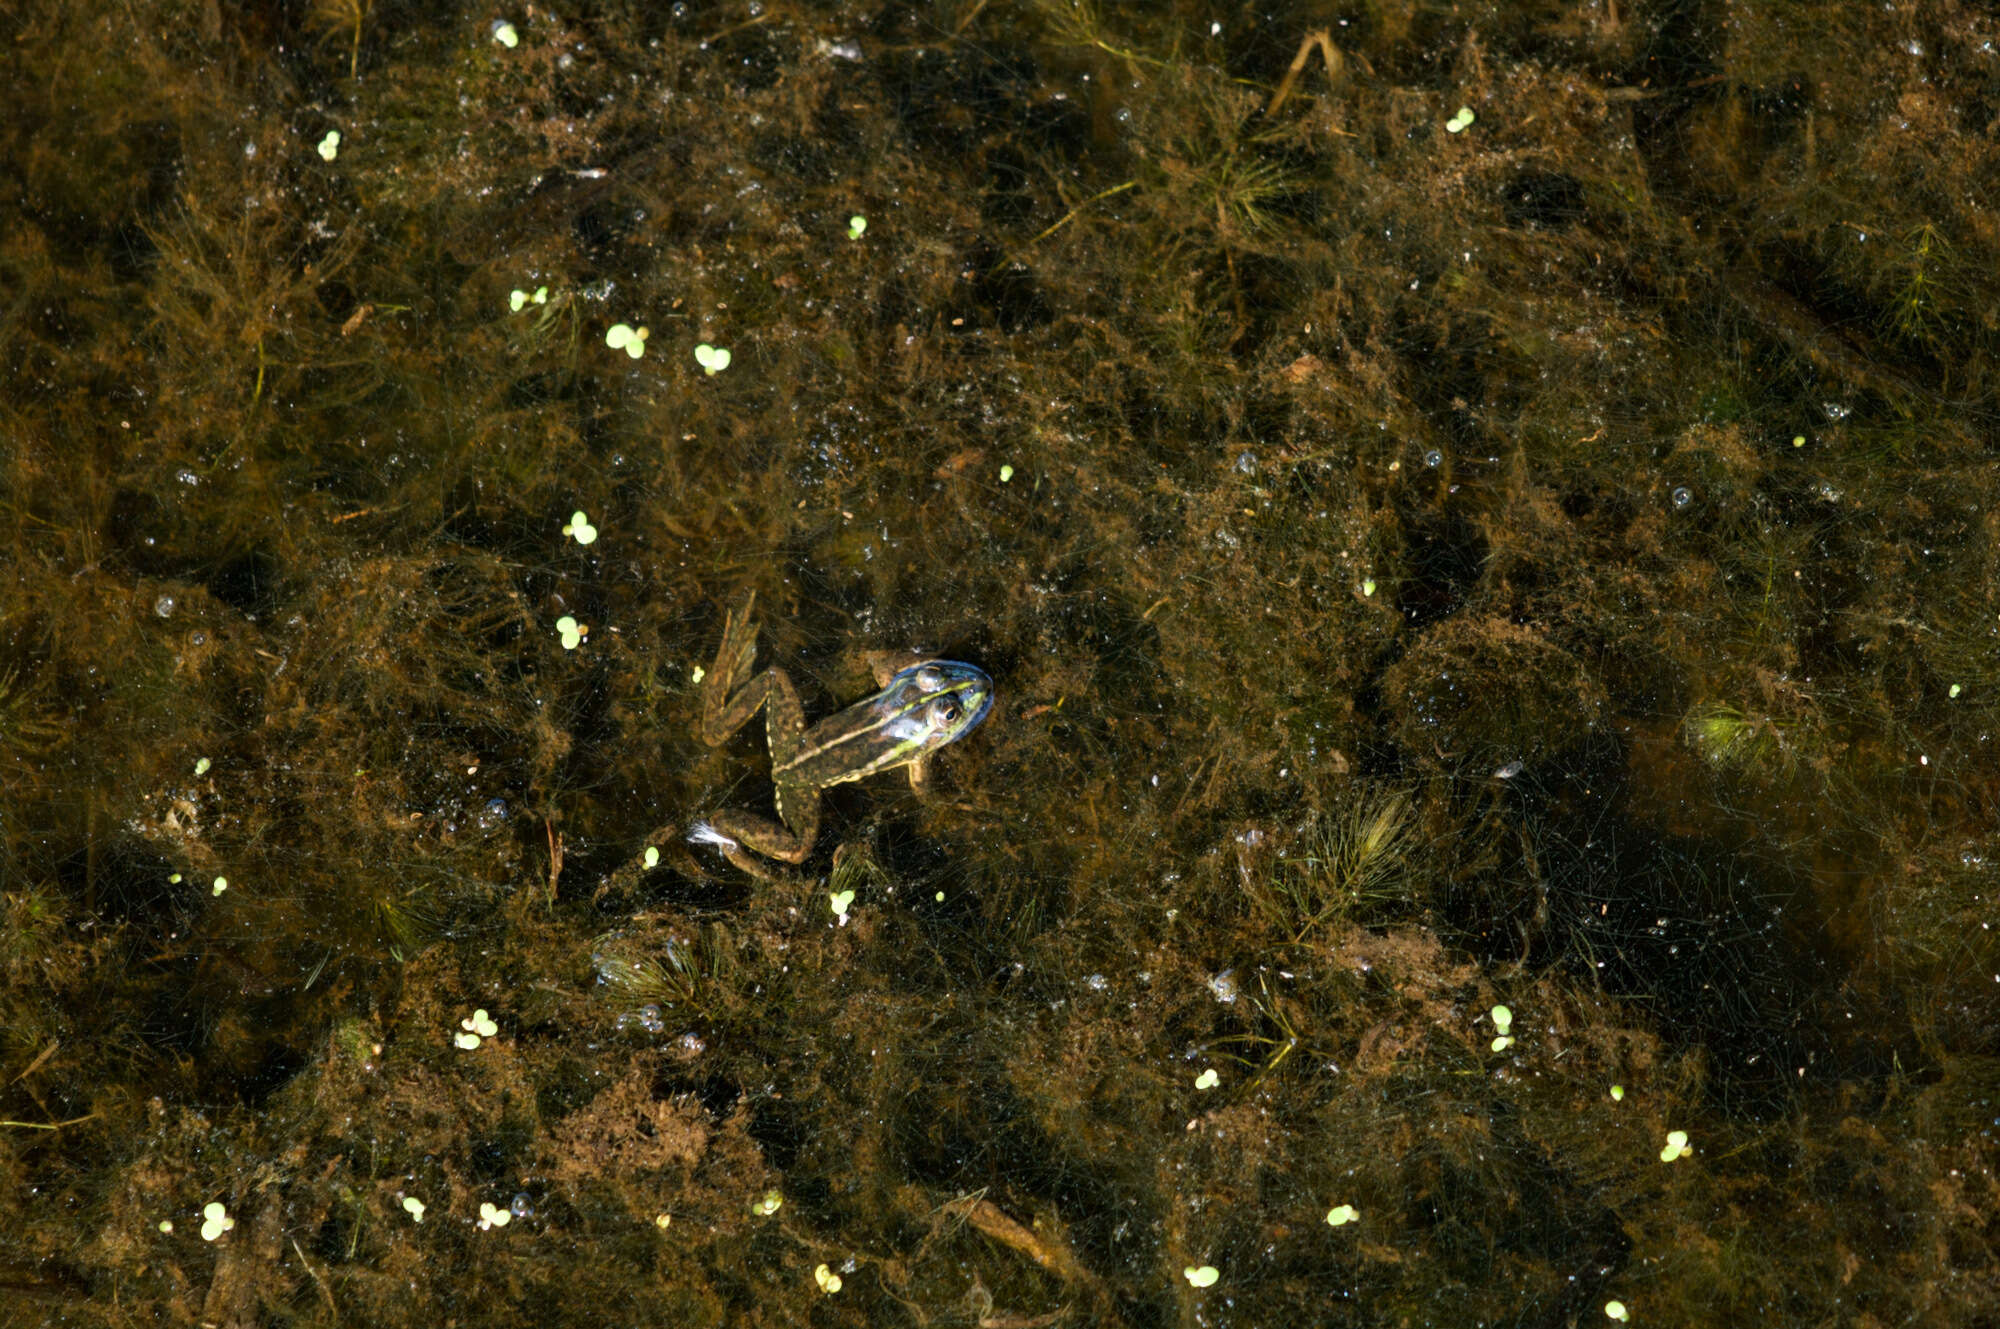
689, 592, 993, 879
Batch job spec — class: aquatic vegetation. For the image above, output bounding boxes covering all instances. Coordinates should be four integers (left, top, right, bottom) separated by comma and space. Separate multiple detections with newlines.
592, 928, 727, 1023
4, 0, 1999, 1323
1681, 700, 1805, 775
1249, 784, 1419, 940
307, 0, 372, 79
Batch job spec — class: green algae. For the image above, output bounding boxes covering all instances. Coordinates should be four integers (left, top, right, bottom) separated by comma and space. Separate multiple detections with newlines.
3, 1, 2000, 1325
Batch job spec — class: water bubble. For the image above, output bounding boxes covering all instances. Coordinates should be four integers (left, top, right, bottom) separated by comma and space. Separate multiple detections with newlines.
1234, 451, 1258, 475
677, 1031, 707, 1054
1423, 448, 1443, 468
510, 1193, 535, 1220
638, 1004, 665, 1033
477, 797, 509, 829
189, 630, 209, 647
154, 594, 177, 618
1670, 486, 1693, 510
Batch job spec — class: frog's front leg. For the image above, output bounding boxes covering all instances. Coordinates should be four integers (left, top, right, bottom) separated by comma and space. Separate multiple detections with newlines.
862, 650, 940, 793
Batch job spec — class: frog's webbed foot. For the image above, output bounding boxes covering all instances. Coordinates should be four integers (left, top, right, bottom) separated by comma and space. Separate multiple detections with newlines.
701, 592, 768, 745
716, 593, 762, 683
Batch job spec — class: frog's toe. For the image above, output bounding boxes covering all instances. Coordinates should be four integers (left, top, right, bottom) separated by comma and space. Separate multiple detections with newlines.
687, 821, 739, 850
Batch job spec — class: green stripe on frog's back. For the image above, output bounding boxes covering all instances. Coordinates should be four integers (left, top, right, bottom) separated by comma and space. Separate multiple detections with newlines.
771, 663, 992, 789
776, 723, 927, 787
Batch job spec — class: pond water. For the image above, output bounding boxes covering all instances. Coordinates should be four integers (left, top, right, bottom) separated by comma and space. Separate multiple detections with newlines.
3, 2, 1997, 1324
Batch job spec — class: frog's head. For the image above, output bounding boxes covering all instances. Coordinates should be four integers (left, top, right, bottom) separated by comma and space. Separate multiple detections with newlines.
886, 660, 994, 752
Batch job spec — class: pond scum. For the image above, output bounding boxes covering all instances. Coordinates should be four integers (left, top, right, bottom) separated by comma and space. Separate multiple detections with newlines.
2, 1, 1998, 1324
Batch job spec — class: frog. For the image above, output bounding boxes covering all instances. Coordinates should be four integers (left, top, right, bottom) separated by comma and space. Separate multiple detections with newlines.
688, 592, 993, 879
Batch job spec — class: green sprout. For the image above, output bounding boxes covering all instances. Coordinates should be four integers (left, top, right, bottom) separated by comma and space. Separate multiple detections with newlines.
561, 510, 598, 545
1184, 1265, 1220, 1288
317, 130, 342, 161
455, 1008, 496, 1049
846, 214, 866, 240
199, 1202, 235, 1242
605, 323, 649, 359
1489, 1003, 1514, 1052
693, 343, 731, 374
491, 19, 519, 47
1445, 106, 1475, 133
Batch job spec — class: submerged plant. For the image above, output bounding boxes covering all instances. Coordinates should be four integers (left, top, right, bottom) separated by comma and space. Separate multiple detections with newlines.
1252, 785, 1418, 942
308, 0, 372, 78
1683, 702, 1784, 772
592, 927, 727, 1020
1680, 698, 1827, 782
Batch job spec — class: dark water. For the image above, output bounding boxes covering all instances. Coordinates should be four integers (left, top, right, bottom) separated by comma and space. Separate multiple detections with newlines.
3, 1, 1998, 1324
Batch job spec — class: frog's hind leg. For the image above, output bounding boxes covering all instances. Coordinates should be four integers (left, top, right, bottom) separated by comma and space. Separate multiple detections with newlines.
687, 822, 804, 883
701, 593, 766, 745
691, 805, 816, 881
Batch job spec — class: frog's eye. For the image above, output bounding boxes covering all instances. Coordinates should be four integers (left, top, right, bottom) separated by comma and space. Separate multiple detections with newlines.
931, 697, 962, 728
